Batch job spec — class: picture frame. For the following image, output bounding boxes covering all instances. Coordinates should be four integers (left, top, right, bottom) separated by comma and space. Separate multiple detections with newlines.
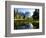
5, 1, 45, 37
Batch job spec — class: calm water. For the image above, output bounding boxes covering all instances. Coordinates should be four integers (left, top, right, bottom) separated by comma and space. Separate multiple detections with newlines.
15, 23, 33, 29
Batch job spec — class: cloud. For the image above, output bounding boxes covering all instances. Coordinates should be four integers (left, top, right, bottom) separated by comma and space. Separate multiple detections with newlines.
15, 8, 35, 17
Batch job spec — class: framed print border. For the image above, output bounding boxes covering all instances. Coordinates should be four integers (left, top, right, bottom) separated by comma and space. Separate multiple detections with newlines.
5, 1, 45, 37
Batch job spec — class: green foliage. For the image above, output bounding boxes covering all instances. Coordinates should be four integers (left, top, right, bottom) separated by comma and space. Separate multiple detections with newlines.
32, 9, 39, 20
32, 9, 39, 29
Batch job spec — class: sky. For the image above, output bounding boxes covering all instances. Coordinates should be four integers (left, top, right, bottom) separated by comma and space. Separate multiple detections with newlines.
15, 8, 35, 17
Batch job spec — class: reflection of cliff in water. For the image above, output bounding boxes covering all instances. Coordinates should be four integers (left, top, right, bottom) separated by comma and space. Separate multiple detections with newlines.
14, 23, 33, 30
14, 19, 33, 29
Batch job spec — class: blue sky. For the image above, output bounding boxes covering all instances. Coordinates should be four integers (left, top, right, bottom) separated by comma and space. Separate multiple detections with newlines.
15, 8, 35, 17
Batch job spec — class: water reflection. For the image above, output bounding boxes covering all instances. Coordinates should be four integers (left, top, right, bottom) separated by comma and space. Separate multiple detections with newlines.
14, 23, 33, 29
